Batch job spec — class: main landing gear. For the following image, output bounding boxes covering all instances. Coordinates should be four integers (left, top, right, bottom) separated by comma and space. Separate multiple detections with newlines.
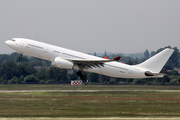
19, 54, 23, 60
76, 70, 86, 80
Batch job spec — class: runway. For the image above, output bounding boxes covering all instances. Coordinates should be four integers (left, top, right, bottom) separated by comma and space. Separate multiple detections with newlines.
0, 90, 180, 92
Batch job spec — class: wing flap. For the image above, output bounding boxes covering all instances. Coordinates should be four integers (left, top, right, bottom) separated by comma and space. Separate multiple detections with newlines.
66, 56, 121, 69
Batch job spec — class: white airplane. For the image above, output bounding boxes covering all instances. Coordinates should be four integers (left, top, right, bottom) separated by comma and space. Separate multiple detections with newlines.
5, 38, 174, 79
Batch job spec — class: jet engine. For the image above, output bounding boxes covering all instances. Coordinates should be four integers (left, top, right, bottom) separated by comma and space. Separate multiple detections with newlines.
51, 57, 74, 69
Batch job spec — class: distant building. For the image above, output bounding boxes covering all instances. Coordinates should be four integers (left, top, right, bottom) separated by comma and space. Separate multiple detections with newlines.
173, 68, 180, 74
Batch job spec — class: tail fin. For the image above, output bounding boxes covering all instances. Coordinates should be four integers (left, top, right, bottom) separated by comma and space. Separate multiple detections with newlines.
134, 48, 174, 73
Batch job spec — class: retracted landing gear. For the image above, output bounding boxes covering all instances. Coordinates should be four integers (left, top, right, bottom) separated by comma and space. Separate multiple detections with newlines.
19, 54, 23, 60
76, 70, 86, 80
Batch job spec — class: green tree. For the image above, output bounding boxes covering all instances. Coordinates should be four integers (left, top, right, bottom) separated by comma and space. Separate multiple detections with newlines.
24, 75, 39, 84
133, 79, 145, 85
171, 47, 179, 66
20, 75, 24, 82
47, 67, 67, 84
101, 75, 110, 83
30, 59, 43, 66
10, 52, 20, 60
0, 54, 10, 62
153, 78, 163, 85
47, 66, 54, 80
0, 61, 17, 80
169, 70, 179, 75
59, 69, 67, 83
162, 75, 170, 84
42, 60, 51, 66
29, 56, 43, 66
170, 79, 180, 85
8, 76, 20, 84
29, 57, 42, 62
88, 73, 99, 82
156, 46, 172, 53
157, 46, 179, 67
68, 73, 78, 80
37, 67, 47, 80
115, 78, 123, 84
0, 77, 3, 84
16, 62, 36, 78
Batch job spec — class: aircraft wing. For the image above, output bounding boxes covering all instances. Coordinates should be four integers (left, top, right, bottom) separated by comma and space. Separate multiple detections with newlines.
67, 56, 121, 69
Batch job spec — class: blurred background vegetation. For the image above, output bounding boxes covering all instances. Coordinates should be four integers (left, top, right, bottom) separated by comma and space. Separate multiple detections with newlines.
0, 46, 180, 85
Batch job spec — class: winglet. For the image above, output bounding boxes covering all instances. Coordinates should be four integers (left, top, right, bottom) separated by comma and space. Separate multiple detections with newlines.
104, 56, 108, 59
113, 56, 121, 61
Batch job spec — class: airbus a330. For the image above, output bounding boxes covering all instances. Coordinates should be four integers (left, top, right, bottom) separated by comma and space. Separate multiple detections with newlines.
5, 38, 174, 80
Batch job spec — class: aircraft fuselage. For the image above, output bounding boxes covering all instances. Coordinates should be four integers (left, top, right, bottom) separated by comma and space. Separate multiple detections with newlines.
5, 38, 174, 79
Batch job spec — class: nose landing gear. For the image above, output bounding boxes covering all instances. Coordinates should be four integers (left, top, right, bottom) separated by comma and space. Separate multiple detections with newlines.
19, 54, 23, 60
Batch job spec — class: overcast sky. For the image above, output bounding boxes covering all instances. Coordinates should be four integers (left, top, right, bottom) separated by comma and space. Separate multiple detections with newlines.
1, 0, 180, 54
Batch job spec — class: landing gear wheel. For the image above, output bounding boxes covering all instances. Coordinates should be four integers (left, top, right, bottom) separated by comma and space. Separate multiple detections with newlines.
76, 70, 83, 76
19, 57, 23, 60
19, 54, 23, 60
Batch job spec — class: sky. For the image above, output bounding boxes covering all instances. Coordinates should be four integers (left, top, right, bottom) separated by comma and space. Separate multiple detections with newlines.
1, 0, 180, 54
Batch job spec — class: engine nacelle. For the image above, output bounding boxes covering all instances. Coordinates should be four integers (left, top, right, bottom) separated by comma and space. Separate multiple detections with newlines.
51, 57, 74, 69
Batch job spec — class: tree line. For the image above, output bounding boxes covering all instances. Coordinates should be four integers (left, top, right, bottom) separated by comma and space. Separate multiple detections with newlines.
0, 46, 180, 85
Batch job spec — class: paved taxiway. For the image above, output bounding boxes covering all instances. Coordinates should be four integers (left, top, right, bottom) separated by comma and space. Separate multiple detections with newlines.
0, 90, 180, 92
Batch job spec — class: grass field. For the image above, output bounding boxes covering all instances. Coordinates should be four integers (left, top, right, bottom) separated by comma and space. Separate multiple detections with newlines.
1, 118, 180, 120
0, 85, 180, 119
0, 84, 180, 90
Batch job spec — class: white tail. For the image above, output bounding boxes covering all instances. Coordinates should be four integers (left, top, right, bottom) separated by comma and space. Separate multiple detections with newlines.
134, 48, 174, 73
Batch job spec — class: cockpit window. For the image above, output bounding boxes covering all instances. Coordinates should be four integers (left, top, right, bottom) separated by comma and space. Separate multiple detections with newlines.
11, 39, 16, 42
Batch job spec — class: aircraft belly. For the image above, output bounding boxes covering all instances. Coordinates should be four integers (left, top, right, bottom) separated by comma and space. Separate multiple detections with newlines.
99, 65, 146, 78
84, 68, 102, 74
100, 65, 127, 78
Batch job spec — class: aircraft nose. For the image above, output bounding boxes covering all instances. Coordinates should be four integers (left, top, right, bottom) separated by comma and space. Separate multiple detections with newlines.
5, 40, 10, 46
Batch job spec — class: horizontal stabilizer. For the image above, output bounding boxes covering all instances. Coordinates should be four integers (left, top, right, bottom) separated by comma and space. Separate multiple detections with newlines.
145, 71, 166, 77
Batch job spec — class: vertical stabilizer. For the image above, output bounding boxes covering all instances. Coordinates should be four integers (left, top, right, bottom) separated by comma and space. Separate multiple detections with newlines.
134, 48, 174, 73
